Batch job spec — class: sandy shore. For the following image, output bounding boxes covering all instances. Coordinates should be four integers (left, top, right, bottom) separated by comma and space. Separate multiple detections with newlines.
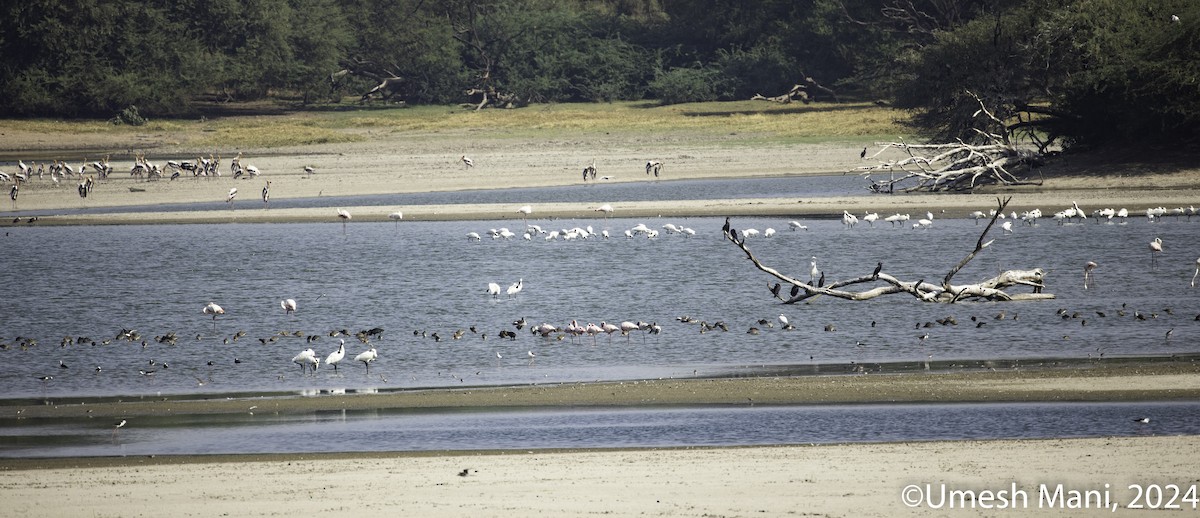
3, 126, 1198, 225
2, 436, 1196, 517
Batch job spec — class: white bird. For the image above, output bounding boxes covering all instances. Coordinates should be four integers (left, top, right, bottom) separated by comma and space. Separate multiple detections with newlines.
487, 282, 501, 298
245, 165, 260, 177
778, 314, 789, 327
292, 348, 319, 375
1084, 261, 1098, 290
461, 155, 474, 168
507, 278, 523, 297
388, 211, 403, 222
202, 302, 225, 322
763, 228, 776, 237
326, 339, 346, 372
842, 210, 858, 228
1001, 220, 1013, 234
862, 212, 879, 226
111, 419, 126, 439
809, 257, 819, 284
1150, 237, 1163, 265
226, 187, 238, 204
1193, 258, 1200, 287
303, 165, 315, 175
354, 347, 378, 375
1171, 14, 1180, 23
280, 298, 297, 315
788, 220, 808, 231
595, 204, 614, 218
466, 231, 482, 241
337, 208, 351, 233
517, 205, 533, 223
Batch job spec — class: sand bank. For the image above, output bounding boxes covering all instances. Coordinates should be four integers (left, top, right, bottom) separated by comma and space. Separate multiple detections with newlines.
2, 435, 1196, 517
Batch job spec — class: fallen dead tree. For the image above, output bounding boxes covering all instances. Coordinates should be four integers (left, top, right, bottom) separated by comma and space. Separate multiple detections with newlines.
856, 91, 1045, 193
751, 73, 839, 104
724, 197, 1054, 303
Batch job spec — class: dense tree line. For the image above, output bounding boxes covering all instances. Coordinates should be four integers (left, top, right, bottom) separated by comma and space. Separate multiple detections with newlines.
0, 0, 1195, 149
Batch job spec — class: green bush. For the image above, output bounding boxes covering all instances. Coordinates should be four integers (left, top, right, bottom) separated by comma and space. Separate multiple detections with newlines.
649, 67, 724, 105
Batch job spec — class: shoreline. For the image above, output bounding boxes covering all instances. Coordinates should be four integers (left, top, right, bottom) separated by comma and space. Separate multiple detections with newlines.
6, 360, 1199, 421
2, 436, 1197, 517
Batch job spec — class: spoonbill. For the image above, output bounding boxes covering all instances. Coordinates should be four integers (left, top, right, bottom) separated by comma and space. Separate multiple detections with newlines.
354, 347, 378, 375
507, 278, 523, 297
280, 298, 297, 315
292, 348, 319, 375
487, 282, 501, 298
326, 339, 346, 373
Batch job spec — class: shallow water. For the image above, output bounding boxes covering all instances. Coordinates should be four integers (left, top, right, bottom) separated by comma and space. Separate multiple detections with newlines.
1, 401, 1195, 458
1, 207, 1198, 399
0, 174, 867, 218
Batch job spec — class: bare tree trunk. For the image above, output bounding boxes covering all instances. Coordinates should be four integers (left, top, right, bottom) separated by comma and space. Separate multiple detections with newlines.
725, 197, 1053, 303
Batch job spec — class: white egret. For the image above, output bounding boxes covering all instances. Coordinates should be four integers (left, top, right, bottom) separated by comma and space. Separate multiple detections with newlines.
325, 339, 346, 373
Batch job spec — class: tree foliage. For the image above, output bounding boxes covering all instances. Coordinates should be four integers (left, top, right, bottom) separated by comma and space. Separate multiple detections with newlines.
0, 0, 1195, 152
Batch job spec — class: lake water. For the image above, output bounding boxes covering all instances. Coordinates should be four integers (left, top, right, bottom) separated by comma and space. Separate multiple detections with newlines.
1, 401, 1195, 458
2, 205, 1198, 399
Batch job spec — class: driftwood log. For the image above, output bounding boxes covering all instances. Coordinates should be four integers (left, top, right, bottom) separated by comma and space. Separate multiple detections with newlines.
725, 197, 1053, 303
751, 73, 838, 104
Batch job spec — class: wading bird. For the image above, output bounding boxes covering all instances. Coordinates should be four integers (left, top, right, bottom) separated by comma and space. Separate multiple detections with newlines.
1084, 261, 1098, 290
487, 282, 501, 298
226, 187, 237, 208
1150, 237, 1163, 265
202, 302, 225, 324
507, 278, 523, 297
280, 298, 297, 316
517, 205, 532, 224
292, 348, 319, 375
325, 339, 346, 373
337, 208, 351, 234
355, 347, 378, 375
261, 181, 270, 208
461, 156, 474, 168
